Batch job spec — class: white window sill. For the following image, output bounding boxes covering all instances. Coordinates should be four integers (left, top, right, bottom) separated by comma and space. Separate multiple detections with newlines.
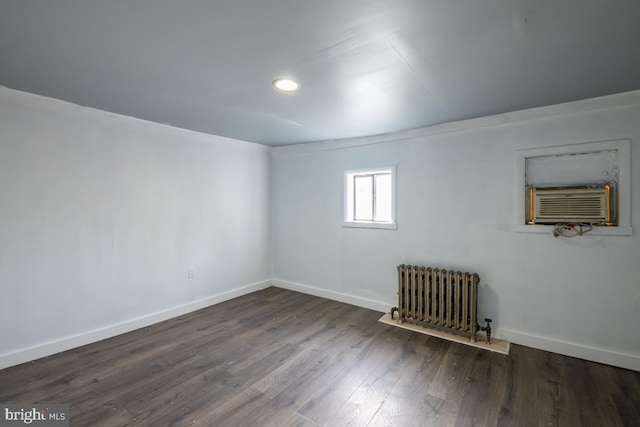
515, 224, 632, 236
343, 221, 397, 230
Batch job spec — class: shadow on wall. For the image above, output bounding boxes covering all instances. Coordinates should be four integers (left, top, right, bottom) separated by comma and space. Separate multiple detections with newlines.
479, 282, 499, 334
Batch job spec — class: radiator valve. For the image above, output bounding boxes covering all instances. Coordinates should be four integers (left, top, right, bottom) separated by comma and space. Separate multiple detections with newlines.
478, 318, 492, 344
390, 307, 399, 320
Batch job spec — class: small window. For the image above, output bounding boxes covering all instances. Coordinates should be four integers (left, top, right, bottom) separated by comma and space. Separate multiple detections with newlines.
344, 167, 396, 229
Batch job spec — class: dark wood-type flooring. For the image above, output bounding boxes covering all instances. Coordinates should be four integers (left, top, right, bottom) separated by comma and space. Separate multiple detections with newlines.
1, 287, 639, 426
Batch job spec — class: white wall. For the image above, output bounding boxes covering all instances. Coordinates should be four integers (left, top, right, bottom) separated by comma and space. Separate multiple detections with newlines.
2, 86, 638, 373
271, 91, 640, 371
0, 87, 271, 369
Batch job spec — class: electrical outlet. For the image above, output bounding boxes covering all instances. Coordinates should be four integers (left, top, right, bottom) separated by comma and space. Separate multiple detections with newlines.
188, 267, 195, 279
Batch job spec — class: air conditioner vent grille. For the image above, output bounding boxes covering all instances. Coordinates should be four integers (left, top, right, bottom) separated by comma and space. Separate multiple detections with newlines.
527, 184, 615, 225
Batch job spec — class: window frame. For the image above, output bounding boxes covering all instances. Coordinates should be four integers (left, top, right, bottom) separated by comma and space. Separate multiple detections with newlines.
343, 166, 397, 229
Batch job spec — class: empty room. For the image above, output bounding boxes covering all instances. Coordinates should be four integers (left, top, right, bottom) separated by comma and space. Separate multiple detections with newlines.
1, 1, 639, 426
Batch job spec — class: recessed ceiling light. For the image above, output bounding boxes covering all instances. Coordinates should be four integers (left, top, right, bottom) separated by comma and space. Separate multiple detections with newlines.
272, 78, 299, 92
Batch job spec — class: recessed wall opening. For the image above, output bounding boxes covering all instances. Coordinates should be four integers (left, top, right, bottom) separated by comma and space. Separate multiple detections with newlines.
515, 139, 631, 235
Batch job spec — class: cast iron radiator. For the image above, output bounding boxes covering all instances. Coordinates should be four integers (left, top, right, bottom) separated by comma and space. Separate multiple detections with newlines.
396, 264, 488, 342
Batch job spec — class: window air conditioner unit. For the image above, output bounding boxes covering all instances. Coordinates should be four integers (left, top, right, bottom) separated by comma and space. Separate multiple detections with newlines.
526, 183, 616, 225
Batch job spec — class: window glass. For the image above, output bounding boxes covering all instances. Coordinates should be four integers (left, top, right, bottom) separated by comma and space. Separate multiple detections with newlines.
354, 175, 373, 221
374, 173, 391, 222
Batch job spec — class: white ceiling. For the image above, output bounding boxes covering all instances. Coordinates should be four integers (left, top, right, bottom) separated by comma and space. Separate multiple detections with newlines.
1, 1, 639, 146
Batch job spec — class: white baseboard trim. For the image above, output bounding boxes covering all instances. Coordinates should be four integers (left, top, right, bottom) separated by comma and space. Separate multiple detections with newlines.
0, 280, 271, 370
500, 328, 640, 372
5, 280, 637, 373
269, 279, 394, 313
271, 279, 639, 372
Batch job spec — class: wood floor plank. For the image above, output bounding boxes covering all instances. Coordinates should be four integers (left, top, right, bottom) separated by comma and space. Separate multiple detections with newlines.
410, 393, 459, 426
251, 347, 324, 398
368, 336, 452, 426
535, 350, 586, 427
426, 341, 480, 404
121, 355, 229, 419
325, 372, 396, 427
296, 361, 371, 425
1, 287, 639, 427
495, 344, 540, 426
453, 350, 508, 426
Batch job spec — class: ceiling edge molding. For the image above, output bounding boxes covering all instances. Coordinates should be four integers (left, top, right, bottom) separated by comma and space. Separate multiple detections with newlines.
270, 90, 640, 157
0, 85, 268, 150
